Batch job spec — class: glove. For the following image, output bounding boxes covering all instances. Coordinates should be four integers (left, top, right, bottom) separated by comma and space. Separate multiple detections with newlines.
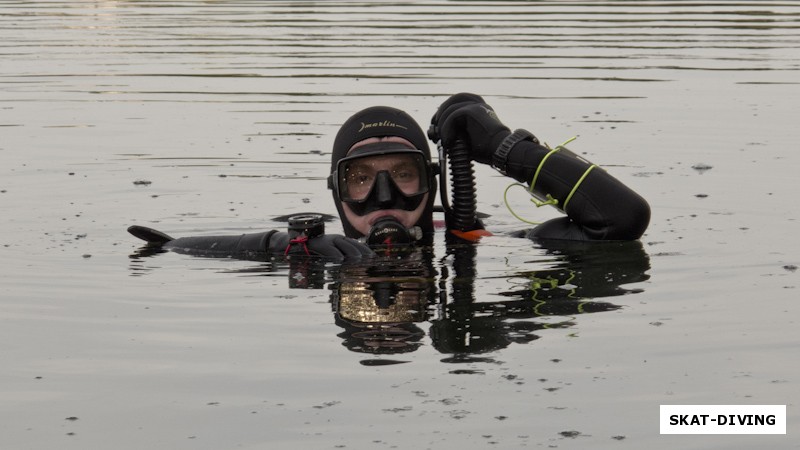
430, 93, 511, 165
429, 92, 485, 141
268, 232, 374, 259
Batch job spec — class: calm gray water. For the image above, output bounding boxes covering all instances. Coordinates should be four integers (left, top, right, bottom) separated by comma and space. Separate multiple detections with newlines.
2, 1, 799, 449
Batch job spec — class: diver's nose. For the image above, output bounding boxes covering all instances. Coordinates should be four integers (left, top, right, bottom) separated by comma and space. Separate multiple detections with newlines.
375, 171, 395, 206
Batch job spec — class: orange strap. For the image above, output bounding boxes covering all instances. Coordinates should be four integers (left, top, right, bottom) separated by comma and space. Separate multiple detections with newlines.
450, 229, 493, 242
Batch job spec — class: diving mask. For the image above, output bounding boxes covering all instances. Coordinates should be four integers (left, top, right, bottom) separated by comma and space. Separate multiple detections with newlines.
329, 144, 433, 216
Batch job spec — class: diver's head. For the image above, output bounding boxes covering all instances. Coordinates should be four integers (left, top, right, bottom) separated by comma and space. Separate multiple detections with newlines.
334, 139, 431, 239
329, 107, 437, 241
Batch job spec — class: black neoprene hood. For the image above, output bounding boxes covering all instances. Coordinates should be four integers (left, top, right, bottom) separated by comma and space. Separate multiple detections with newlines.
331, 106, 431, 166
330, 106, 436, 239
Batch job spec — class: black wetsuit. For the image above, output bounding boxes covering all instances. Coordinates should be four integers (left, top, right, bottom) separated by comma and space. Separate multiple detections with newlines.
130, 110, 649, 252
503, 138, 650, 241
161, 230, 277, 258
131, 152, 648, 256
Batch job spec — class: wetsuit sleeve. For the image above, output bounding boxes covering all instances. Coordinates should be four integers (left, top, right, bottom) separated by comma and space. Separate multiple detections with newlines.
162, 230, 373, 259
504, 140, 650, 241
164, 230, 278, 257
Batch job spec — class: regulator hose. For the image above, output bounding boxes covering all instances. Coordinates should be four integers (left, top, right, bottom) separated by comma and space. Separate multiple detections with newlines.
447, 138, 478, 231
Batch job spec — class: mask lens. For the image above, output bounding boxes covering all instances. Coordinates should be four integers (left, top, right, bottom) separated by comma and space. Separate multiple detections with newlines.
338, 152, 428, 203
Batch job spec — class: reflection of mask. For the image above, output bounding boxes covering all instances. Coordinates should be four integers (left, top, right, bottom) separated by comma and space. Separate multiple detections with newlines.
330, 253, 437, 355
337, 280, 429, 324
333, 280, 430, 355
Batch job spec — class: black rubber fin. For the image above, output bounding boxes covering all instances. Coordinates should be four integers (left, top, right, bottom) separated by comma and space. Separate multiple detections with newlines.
127, 225, 174, 245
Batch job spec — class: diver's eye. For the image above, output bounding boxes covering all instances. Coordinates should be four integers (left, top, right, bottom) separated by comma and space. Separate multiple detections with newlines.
345, 166, 375, 200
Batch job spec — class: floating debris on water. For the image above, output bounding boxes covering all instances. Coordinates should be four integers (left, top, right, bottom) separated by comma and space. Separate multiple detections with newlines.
449, 369, 484, 375
133, 179, 151, 186
360, 359, 410, 366
632, 171, 664, 177
559, 430, 582, 438
312, 400, 340, 409
783, 265, 797, 272
383, 406, 413, 413
695, 193, 708, 198
448, 410, 471, 420
692, 163, 713, 173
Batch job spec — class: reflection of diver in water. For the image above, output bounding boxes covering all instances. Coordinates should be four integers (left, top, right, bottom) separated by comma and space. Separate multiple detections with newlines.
432, 238, 650, 357
130, 234, 650, 359
328, 237, 650, 359
504, 236, 651, 302
330, 250, 437, 356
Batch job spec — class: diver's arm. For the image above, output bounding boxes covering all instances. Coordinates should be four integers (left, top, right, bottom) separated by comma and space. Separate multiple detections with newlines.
164, 230, 277, 256
128, 225, 277, 257
127, 225, 373, 259
500, 138, 650, 240
431, 93, 649, 241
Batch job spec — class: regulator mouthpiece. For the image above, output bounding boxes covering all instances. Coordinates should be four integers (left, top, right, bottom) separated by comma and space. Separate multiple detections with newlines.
364, 217, 422, 250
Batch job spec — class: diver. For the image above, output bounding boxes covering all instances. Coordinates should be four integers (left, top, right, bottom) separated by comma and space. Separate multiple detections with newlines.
128, 93, 650, 257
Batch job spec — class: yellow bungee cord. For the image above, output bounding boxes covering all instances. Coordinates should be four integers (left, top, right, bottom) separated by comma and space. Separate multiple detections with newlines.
503, 137, 591, 225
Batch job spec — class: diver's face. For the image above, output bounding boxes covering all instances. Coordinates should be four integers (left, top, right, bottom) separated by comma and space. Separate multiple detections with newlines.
342, 137, 429, 236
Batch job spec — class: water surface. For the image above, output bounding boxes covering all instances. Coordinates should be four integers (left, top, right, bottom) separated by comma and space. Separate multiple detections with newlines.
2, 1, 799, 449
